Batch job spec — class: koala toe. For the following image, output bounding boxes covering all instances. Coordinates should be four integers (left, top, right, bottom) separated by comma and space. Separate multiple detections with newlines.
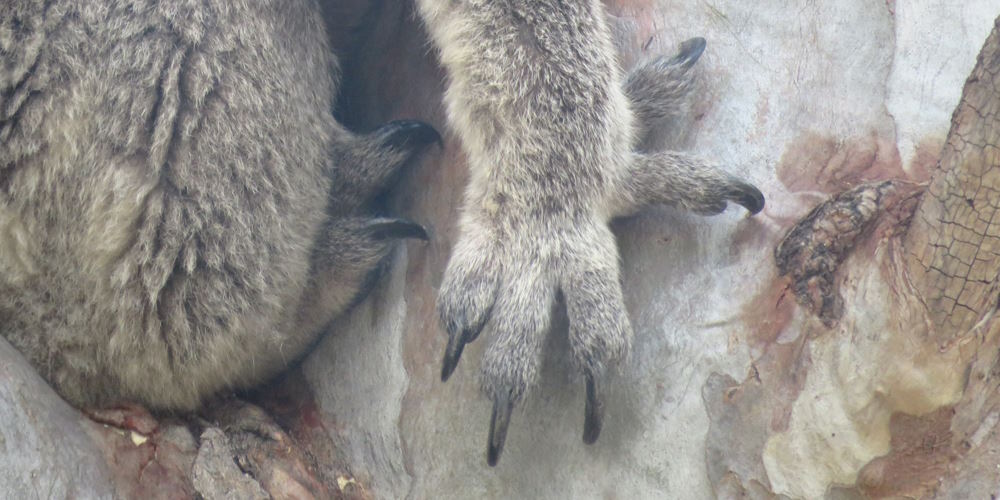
437, 235, 501, 381
297, 216, 425, 337
372, 119, 442, 153
478, 267, 554, 465
330, 120, 441, 211
669, 36, 707, 69
563, 245, 632, 445
362, 217, 429, 241
613, 151, 765, 218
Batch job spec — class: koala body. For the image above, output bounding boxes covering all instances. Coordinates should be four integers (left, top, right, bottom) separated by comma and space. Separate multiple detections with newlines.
1, 0, 762, 465
0, 0, 435, 410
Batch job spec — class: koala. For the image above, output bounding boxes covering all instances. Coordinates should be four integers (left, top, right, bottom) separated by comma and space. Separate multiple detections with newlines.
0, 0, 762, 469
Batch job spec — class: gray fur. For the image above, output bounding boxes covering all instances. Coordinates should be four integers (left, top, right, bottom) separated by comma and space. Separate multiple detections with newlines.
419, 0, 763, 461
625, 37, 706, 148
0, 0, 423, 410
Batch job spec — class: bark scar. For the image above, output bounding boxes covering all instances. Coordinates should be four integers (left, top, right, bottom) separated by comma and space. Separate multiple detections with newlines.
775, 180, 921, 326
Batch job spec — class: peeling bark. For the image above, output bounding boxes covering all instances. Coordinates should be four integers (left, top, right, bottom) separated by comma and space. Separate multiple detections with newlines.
776, 181, 921, 327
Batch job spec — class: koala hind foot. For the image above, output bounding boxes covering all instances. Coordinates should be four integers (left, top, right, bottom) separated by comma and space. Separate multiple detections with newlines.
439, 225, 633, 466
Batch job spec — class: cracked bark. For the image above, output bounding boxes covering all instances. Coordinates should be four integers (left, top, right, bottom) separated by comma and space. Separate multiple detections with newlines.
905, 17, 1000, 341
910, 16, 1000, 498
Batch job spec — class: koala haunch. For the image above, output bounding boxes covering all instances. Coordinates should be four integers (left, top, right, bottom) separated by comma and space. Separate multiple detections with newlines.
0, 0, 432, 411
0, 0, 762, 467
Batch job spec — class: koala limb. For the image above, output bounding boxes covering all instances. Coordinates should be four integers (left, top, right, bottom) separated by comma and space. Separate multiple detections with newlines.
420, 0, 764, 465
418, 0, 635, 464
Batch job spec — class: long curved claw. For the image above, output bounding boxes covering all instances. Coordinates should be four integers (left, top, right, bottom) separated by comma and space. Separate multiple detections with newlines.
487, 393, 515, 466
669, 37, 707, 70
440, 331, 467, 382
374, 119, 443, 151
440, 323, 489, 381
440, 303, 493, 381
728, 181, 765, 215
365, 217, 429, 241
582, 371, 604, 445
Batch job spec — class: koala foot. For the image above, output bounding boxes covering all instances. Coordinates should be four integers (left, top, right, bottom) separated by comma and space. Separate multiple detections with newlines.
439, 222, 633, 465
331, 119, 441, 210
438, 159, 761, 466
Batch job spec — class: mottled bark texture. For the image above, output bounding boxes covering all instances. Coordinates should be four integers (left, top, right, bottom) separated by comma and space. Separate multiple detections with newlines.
767, 16, 1000, 498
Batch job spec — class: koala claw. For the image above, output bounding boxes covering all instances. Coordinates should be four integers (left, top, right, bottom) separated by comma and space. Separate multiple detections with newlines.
440, 331, 466, 382
582, 372, 604, 445
374, 119, 443, 152
729, 181, 765, 215
670, 37, 707, 69
487, 392, 515, 467
440, 318, 490, 381
363, 217, 429, 241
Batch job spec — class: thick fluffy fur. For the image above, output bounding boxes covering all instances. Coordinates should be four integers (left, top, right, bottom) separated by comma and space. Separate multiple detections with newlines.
0, 0, 431, 410
419, 0, 762, 463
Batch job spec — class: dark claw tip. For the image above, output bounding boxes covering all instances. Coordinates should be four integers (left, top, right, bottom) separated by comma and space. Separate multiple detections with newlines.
731, 182, 765, 215
671, 37, 707, 69
440, 333, 466, 382
365, 218, 429, 241
377, 119, 443, 151
583, 373, 604, 445
488, 395, 514, 467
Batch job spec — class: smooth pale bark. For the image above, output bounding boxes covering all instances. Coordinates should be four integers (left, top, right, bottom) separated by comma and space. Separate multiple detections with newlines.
309, 3, 1000, 499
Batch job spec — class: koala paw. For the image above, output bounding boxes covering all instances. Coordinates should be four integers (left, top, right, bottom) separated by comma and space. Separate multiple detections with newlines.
438, 221, 631, 465
434, 35, 763, 466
